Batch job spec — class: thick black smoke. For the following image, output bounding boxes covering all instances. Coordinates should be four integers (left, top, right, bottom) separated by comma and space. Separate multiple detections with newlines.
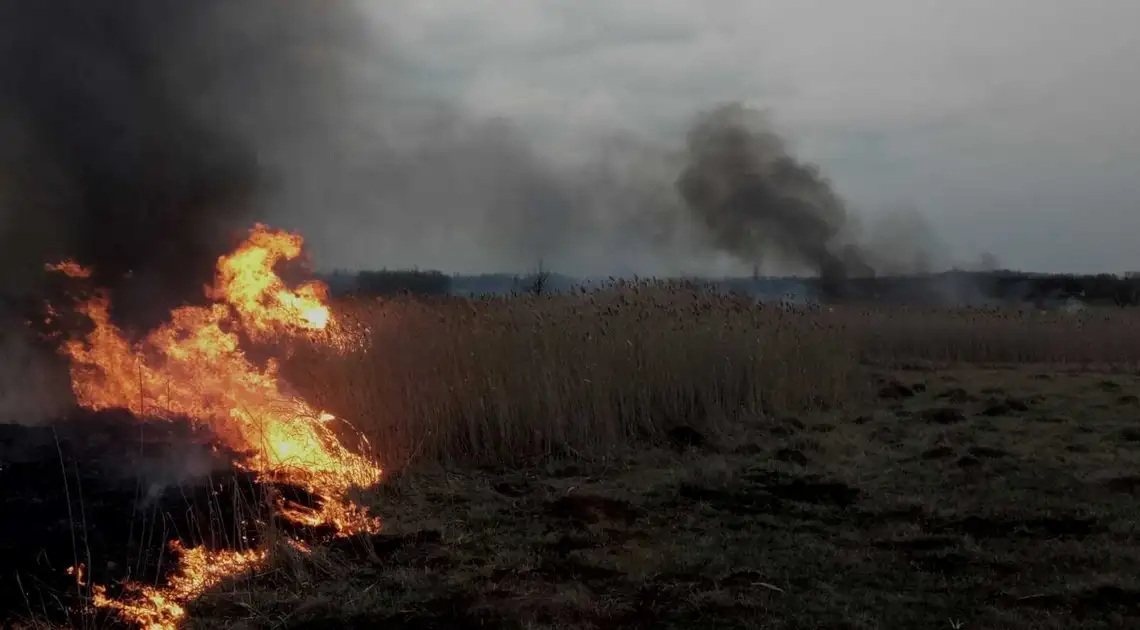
676, 104, 874, 296
0, 0, 364, 332
0, 0, 958, 318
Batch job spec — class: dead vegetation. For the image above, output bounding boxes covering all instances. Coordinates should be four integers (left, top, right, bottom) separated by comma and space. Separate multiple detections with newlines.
188, 366, 1140, 630
8, 282, 1140, 628
281, 283, 1140, 468
284, 282, 868, 468
219, 284, 1137, 629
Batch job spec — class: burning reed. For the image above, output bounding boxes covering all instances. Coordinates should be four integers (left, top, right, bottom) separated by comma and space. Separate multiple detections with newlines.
7, 224, 383, 630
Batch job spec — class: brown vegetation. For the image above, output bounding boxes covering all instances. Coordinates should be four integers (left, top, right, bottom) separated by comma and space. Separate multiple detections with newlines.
284, 282, 866, 468
12, 281, 1140, 629
245, 286, 1140, 628
282, 282, 1140, 469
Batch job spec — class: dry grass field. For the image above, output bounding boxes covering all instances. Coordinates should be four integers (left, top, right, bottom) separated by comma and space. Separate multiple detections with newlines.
10, 283, 1140, 629
206, 283, 1137, 630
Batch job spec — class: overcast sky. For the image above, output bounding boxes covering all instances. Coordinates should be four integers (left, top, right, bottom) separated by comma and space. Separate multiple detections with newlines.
302, 0, 1140, 275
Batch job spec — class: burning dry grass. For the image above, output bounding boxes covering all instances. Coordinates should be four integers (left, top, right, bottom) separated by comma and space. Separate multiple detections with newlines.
12, 235, 1140, 629
14, 224, 386, 629
6, 258, 1140, 624
282, 285, 1140, 470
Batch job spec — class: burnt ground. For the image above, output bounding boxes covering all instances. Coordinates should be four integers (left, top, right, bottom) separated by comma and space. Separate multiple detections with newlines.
0, 410, 346, 629
5, 367, 1140, 629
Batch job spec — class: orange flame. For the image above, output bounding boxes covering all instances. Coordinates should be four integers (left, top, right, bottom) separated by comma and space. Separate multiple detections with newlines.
206, 226, 332, 338
66, 563, 87, 587
92, 542, 268, 630
54, 224, 381, 628
45, 259, 92, 278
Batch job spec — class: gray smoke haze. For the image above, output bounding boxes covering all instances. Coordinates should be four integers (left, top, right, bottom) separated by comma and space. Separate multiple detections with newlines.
0, 0, 957, 321
0, 0, 369, 332
278, 85, 954, 285
0, 310, 72, 425
282, 98, 953, 285
0, 0, 985, 424
676, 104, 877, 293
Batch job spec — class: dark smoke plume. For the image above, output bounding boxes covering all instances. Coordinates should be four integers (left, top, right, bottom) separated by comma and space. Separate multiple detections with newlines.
0, 0, 955, 316
0, 0, 365, 332
676, 104, 874, 295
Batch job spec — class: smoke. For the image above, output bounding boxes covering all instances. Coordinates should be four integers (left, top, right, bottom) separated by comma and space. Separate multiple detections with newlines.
0, 0, 367, 332
0, 310, 73, 425
283, 97, 923, 287
676, 104, 875, 294
0, 0, 963, 320
284, 92, 947, 290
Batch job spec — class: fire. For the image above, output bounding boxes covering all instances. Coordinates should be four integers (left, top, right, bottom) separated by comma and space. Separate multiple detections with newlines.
66, 564, 87, 586
207, 226, 332, 338
45, 259, 92, 278
92, 542, 268, 630
51, 224, 381, 629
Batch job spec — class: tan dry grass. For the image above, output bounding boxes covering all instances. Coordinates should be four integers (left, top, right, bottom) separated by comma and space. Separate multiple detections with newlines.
851, 304, 1140, 366
283, 281, 865, 468
282, 282, 1140, 469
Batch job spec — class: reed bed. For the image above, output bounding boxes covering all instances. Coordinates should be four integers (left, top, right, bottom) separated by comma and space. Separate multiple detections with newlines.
281, 282, 1140, 468
284, 281, 862, 467
851, 304, 1140, 366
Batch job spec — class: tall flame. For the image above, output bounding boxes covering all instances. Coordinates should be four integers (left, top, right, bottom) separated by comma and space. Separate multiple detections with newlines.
53, 224, 381, 628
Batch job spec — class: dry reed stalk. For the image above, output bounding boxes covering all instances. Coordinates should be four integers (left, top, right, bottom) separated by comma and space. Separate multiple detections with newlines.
279, 284, 1140, 468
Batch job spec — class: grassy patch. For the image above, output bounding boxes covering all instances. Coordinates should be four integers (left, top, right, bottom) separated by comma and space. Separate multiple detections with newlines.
188, 366, 1140, 629
283, 284, 867, 467
13, 285, 1140, 628
267, 290, 1140, 628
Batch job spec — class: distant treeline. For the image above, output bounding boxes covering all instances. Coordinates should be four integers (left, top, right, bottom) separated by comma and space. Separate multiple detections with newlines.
831, 271, 1140, 306
321, 269, 563, 298
355, 270, 452, 296
320, 269, 1140, 306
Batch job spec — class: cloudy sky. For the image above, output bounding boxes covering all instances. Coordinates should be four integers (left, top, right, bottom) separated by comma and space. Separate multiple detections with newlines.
298, 0, 1139, 275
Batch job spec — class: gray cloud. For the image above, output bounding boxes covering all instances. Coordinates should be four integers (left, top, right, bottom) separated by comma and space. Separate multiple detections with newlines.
5, 0, 1135, 288
291, 0, 1138, 275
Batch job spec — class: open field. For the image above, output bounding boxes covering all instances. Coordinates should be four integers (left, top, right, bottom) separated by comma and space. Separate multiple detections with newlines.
261, 291, 1140, 628
285, 286, 1140, 468
5, 285, 1140, 629
204, 367, 1140, 630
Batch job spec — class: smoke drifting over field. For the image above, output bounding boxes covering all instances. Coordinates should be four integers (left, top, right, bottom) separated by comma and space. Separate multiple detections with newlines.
0, 0, 364, 331
677, 105, 876, 293
0, 0, 957, 327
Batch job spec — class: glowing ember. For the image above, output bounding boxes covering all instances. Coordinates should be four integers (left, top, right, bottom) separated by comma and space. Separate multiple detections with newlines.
92, 542, 268, 630
66, 564, 87, 587
51, 223, 382, 628
45, 259, 92, 278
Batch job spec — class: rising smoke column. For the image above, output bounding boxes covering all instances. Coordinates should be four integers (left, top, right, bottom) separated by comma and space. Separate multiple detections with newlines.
0, 0, 366, 333
676, 104, 874, 295
0, 0, 931, 308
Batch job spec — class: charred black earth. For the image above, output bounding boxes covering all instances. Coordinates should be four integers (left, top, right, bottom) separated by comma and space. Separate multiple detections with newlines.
0, 409, 334, 628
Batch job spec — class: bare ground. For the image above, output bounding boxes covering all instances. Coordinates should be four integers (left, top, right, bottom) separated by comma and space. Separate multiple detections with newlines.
176, 366, 1140, 629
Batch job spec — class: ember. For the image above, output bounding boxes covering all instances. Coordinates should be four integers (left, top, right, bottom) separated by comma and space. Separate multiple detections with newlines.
43, 260, 92, 280
1, 225, 382, 629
